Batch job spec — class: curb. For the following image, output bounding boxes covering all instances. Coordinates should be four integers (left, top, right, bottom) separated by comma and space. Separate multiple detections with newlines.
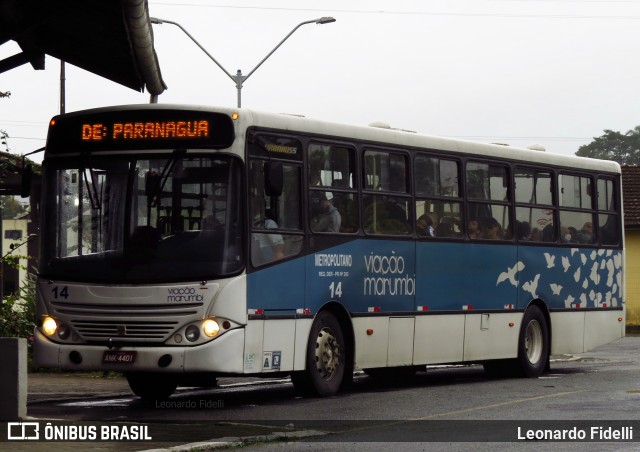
140, 428, 327, 452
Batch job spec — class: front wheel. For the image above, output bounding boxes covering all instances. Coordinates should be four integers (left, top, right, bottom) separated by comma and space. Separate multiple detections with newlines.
517, 305, 549, 377
291, 311, 346, 397
126, 372, 178, 401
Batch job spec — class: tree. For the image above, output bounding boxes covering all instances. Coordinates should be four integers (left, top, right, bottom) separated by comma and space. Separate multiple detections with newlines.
1, 196, 27, 219
576, 126, 640, 165
0, 129, 9, 153
1, 91, 9, 152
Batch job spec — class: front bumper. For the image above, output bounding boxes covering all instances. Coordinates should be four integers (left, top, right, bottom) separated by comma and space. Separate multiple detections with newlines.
33, 328, 245, 374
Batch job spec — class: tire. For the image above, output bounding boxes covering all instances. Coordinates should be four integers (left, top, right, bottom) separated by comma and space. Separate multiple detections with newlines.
126, 372, 178, 401
291, 311, 346, 397
483, 359, 517, 378
517, 305, 549, 377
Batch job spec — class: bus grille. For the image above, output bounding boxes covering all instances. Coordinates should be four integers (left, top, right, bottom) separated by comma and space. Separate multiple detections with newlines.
50, 301, 203, 341
71, 320, 178, 340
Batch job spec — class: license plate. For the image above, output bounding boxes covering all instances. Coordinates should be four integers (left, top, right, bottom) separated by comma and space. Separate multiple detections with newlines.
102, 350, 137, 364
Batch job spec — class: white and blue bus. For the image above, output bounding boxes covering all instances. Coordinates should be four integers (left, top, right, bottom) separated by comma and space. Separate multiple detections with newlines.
34, 104, 625, 400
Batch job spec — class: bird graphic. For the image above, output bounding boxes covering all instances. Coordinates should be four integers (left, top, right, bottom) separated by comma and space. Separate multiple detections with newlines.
550, 283, 563, 296
614, 253, 622, 269
496, 261, 525, 287
562, 256, 571, 273
605, 292, 612, 306
589, 262, 600, 285
544, 253, 555, 269
564, 295, 575, 308
522, 274, 540, 298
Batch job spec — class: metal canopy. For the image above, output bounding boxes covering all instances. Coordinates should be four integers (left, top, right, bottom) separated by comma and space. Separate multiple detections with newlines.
0, 0, 166, 95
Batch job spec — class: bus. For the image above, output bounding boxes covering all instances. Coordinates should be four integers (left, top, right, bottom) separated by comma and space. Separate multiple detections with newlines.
33, 104, 625, 400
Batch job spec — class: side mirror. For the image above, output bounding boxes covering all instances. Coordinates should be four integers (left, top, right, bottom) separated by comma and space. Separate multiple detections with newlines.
265, 161, 283, 197
20, 164, 32, 198
145, 172, 161, 197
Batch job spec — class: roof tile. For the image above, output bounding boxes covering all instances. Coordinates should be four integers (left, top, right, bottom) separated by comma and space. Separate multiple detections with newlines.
622, 165, 640, 227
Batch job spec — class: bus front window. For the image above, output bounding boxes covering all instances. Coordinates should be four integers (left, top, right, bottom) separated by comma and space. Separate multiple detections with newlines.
42, 156, 243, 283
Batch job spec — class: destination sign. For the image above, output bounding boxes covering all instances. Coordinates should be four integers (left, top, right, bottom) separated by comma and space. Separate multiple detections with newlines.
81, 120, 211, 142
47, 108, 235, 152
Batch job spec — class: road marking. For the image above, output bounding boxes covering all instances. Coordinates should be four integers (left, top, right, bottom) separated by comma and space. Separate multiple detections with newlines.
413, 390, 585, 420
334, 390, 586, 435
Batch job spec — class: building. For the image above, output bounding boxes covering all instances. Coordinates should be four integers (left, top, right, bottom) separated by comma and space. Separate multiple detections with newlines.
1, 216, 29, 299
0, 151, 40, 302
622, 165, 640, 326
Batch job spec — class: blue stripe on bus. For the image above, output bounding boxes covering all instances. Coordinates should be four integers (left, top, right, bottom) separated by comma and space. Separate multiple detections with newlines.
247, 240, 623, 315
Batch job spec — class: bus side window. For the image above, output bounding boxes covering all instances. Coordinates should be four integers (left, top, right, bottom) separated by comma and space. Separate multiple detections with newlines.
249, 158, 303, 266
363, 150, 411, 236
514, 167, 555, 243
598, 178, 620, 246
414, 155, 462, 239
466, 162, 511, 241
558, 173, 595, 245
308, 143, 358, 233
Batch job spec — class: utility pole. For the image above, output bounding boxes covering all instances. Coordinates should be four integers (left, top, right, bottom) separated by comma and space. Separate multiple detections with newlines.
60, 61, 66, 114
0, 201, 4, 303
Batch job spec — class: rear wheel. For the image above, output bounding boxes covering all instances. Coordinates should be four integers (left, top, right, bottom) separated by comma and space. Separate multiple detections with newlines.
291, 311, 346, 397
484, 305, 549, 378
126, 372, 178, 401
518, 305, 549, 377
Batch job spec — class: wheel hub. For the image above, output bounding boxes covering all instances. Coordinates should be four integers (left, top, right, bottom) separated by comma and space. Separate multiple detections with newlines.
525, 319, 543, 364
315, 327, 341, 379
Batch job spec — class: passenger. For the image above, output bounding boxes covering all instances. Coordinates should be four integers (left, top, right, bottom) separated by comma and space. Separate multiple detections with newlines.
309, 170, 323, 187
542, 224, 555, 242
468, 218, 481, 239
417, 214, 435, 237
482, 218, 503, 240
530, 227, 542, 242
577, 221, 594, 243
435, 217, 459, 238
312, 193, 341, 232
251, 199, 285, 264
516, 221, 531, 241
129, 225, 160, 260
309, 169, 326, 217
201, 214, 222, 232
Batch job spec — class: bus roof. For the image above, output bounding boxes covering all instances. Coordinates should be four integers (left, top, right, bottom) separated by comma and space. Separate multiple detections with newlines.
243, 108, 620, 175
50, 103, 621, 175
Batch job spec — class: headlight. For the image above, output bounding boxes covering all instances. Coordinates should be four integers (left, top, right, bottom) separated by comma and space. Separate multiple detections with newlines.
185, 325, 200, 342
203, 318, 220, 337
57, 323, 70, 340
42, 317, 58, 336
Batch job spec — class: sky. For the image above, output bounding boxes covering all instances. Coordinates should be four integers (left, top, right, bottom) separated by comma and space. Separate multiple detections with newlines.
1, 0, 640, 164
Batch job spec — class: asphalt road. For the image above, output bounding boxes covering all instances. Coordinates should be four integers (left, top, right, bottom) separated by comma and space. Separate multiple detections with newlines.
8, 336, 640, 451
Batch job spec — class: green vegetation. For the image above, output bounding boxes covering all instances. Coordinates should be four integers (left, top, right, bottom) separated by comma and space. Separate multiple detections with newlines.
577, 126, 640, 165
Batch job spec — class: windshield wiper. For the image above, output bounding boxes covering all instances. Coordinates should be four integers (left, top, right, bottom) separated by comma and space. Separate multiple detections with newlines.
83, 167, 101, 210
149, 150, 185, 208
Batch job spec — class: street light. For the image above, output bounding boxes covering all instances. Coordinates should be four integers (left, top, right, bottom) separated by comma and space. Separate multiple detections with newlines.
150, 16, 336, 107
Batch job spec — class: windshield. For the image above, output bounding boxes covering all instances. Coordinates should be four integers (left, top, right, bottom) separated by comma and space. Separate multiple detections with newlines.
40, 155, 244, 283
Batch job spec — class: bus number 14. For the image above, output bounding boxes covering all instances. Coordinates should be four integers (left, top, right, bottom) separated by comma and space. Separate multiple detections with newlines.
329, 281, 342, 299
52, 286, 69, 300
